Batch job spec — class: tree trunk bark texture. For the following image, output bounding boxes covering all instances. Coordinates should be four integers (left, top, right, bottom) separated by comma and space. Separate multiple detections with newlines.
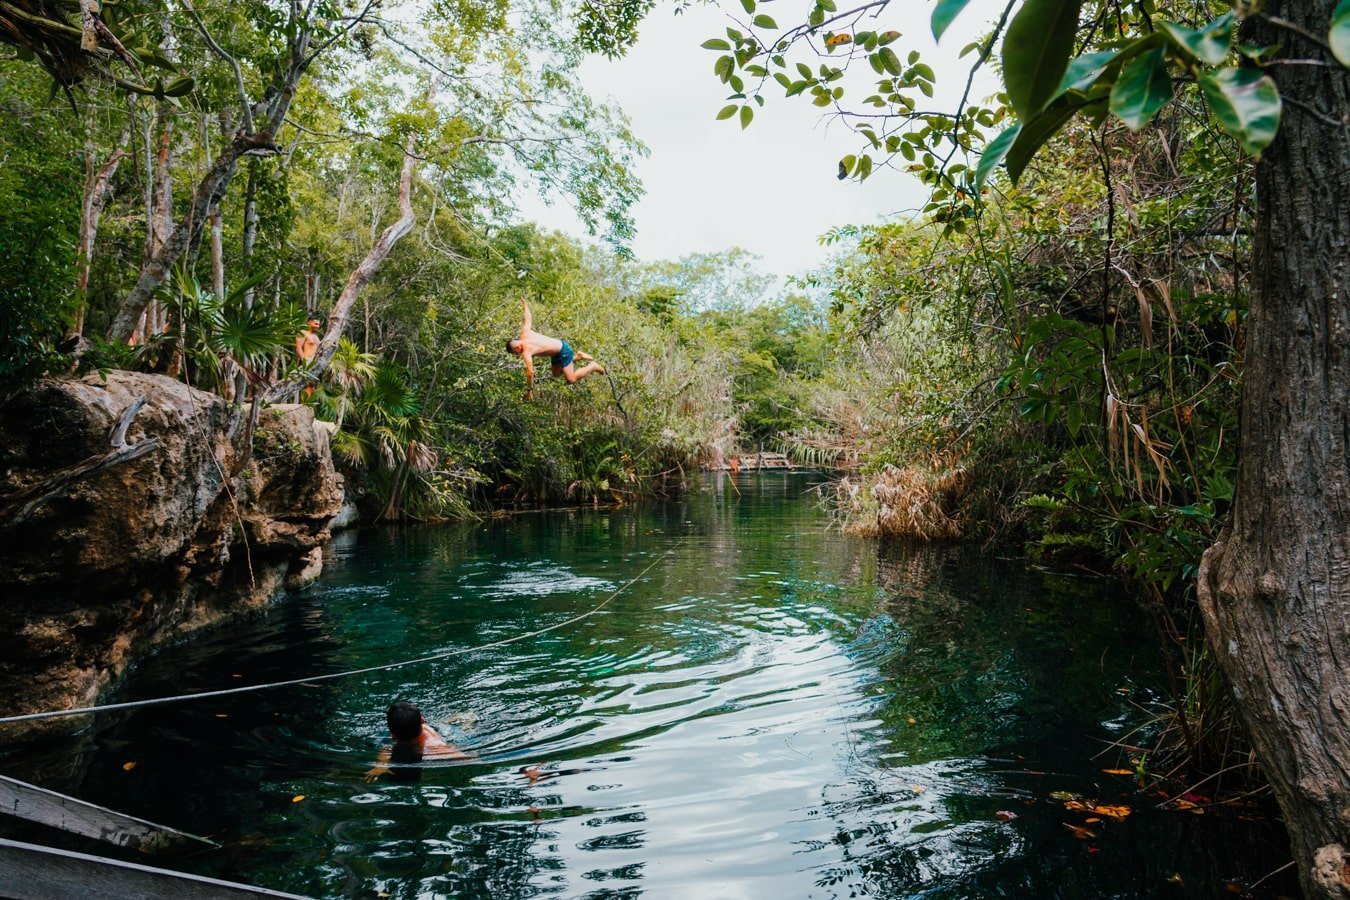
264, 133, 419, 401
74, 126, 130, 336
1197, 1, 1350, 896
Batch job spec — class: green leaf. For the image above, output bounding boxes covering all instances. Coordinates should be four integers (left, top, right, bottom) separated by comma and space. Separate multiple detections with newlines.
1200, 67, 1282, 154
1109, 48, 1171, 130
716, 104, 738, 120
1057, 49, 1120, 94
702, 39, 731, 50
740, 105, 754, 129
878, 47, 902, 75
740, 0, 755, 13
753, 14, 777, 28
858, 154, 873, 179
1157, 13, 1234, 66
161, 76, 195, 98
976, 123, 1022, 185
1006, 90, 1092, 182
1332, 0, 1350, 67
932, 0, 973, 41
1002, 0, 1084, 121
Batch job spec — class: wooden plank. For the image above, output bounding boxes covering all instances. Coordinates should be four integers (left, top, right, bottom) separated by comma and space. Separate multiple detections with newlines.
0, 773, 216, 853
0, 839, 308, 899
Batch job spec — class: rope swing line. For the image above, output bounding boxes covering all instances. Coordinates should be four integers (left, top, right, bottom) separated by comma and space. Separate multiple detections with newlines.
0, 550, 673, 725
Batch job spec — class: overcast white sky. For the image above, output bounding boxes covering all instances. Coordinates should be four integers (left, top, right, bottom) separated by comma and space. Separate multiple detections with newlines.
517, 0, 1005, 283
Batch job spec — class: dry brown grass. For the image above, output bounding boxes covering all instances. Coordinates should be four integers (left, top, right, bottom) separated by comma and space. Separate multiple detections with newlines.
838, 451, 973, 540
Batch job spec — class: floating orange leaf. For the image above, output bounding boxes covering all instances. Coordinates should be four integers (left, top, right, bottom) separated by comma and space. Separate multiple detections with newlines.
1063, 799, 1131, 820
121, 761, 137, 772
1102, 768, 1134, 775
995, 810, 1018, 821
909, 785, 926, 794
1094, 804, 1132, 820
291, 795, 305, 803
1063, 823, 1096, 840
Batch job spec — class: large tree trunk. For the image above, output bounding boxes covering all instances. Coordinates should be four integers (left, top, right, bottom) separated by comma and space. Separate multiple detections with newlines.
73, 123, 130, 336
232, 162, 261, 404
1196, 1, 1350, 896
264, 131, 420, 401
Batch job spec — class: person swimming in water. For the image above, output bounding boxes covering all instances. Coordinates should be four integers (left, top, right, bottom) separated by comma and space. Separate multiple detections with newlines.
505, 298, 605, 401
365, 701, 471, 782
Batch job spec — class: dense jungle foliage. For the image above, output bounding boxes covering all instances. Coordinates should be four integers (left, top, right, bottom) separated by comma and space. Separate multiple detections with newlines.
1, 1, 1345, 860
0, 1, 832, 517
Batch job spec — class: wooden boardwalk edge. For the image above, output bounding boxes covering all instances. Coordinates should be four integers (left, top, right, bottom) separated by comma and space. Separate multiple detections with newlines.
0, 773, 217, 853
0, 838, 309, 899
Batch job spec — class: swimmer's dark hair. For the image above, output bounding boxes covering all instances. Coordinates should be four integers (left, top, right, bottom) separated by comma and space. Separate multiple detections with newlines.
386, 701, 422, 742
505, 337, 519, 354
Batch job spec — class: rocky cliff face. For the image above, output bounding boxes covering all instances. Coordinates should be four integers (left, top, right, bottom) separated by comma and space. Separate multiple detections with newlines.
0, 371, 343, 739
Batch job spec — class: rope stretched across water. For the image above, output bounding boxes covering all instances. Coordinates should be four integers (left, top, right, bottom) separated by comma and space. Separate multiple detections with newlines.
0, 550, 672, 725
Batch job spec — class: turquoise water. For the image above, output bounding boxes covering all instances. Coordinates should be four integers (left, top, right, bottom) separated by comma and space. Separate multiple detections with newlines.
2, 474, 1295, 897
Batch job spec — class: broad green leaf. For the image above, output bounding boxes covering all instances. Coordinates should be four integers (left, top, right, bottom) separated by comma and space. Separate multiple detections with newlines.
932, 0, 974, 41
740, 105, 754, 129
1109, 48, 1171, 130
1057, 50, 1120, 94
878, 47, 902, 75
701, 39, 731, 50
1006, 90, 1093, 182
1200, 67, 1282, 154
716, 104, 738, 120
739, 0, 755, 13
162, 76, 195, 98
753, 14, 777, 28
1157, 13, 1234, 66
1002, 0, 1084, 121
1332, 0, 1350, 67
976, 123, 1022, 186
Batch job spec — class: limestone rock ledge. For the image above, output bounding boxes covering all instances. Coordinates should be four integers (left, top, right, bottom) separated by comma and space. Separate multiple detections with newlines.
0, 371, 344, 740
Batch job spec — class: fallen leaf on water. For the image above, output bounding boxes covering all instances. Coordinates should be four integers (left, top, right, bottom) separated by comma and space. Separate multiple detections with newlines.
907, 717, 917, 726
291, 795, 305, 803
1085, 817, 1101, 823
1166, 873, 1184, 884
1102, 768, 1134, 775
1171, 799, 1205, 814
1225, 883, 1244, 894
1093, 804, 1132, 821
378, 893, 390, 898
994, 810, 1018, 821
1050, 790, 1082, 802
1087, 845, 1101, 854
1063, 799, 1131, 820
122, 761, 137, 771
214, 713, 228, 718
1063, 823, 1096, 840
909, 785, 926, 794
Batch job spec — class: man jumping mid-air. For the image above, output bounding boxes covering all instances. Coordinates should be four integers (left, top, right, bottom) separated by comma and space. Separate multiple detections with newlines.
505, 298, 605, 400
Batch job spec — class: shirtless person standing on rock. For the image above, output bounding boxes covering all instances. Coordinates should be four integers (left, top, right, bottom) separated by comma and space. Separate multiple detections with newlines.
505, 298, 605, 401
296, 317, 321, 397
